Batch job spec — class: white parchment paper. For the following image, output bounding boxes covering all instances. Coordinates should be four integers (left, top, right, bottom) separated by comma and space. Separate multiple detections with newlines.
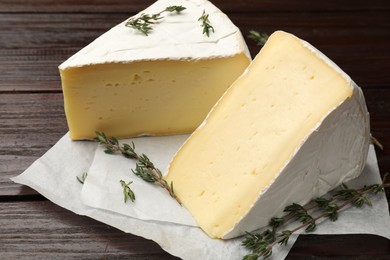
11, 133, 390, 260
81, 134, 196, 226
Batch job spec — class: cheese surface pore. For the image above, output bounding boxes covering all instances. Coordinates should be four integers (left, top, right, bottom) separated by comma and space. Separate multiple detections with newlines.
59, 0, 250, 139
165, 31, 370, 239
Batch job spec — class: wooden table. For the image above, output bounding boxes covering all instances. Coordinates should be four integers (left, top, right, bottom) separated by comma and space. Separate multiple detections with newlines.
1, 0, 389, 258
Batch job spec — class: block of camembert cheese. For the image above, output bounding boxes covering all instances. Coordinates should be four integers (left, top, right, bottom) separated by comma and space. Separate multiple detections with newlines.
59, 0, 250, 140
165, 31, 370, 239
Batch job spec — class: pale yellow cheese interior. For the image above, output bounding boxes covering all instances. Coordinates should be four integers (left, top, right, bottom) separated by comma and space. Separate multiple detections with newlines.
60, 54, 249, 140
164, 31, 352, 238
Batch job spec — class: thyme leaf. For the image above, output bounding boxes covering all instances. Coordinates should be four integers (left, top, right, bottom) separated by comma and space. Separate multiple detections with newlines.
198, 10, 214, 37
125, 5, 186, 36
248, 30, 269, 47
242, 175, 390, 259
95, 131, 181, 205
120, 180, 136, 203
76, 172, 88, 184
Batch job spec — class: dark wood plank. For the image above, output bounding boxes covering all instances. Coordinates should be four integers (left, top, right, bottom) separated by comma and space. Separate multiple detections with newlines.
1, 0, 390, 258
0, 0, 389, 13
364, 87, 390, 182
0, 200, 389, 259
0, 10, 389, 91
0, 48, 78, 92
0, 200, 179, 259
289, 234, 390, 259
0, 93, 67, 196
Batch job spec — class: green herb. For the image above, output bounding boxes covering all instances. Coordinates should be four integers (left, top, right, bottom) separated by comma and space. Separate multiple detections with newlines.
120, 180, 136, 203
248, 30, 269, 47
76, 172, 88, 184
126, 5, 186, 36
95, 131, 181, 205
198, 10, 214, 37
242, 173, 389, 259
284, 203, 316, 232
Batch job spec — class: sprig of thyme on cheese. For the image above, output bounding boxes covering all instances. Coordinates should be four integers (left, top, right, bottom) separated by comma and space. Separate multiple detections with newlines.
95, 131, 181, 205
126, 5, 186, 35
242, 173, 389, 259
198, 10, 215, 37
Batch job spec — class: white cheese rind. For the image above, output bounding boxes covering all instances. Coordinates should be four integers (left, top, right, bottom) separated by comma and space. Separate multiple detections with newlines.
224, 86, 369, 238
59, 0, 250, 70
223, 36, 370, 239
58, 0, 251, 140
164, 31, 370, 239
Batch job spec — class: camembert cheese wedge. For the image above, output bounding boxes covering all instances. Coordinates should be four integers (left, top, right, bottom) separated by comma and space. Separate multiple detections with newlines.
165, 31, 370, 239
59, 0, 250, 140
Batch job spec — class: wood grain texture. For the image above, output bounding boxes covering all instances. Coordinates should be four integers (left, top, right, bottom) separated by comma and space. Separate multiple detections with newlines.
1, 0, 390, 13
1, 0, 390, 258
0, 201, 179, 259
0, 201, 389, 259
0, 93, 67, 196
0, 9, 389, 91
289, 234, 390, 259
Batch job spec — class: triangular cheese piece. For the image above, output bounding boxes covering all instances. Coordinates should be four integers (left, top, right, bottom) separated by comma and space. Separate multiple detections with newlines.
165, 31, 370, 239
59, 0, 250, 140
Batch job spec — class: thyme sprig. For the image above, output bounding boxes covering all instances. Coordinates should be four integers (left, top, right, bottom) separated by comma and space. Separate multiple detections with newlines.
126, 5, 186, 35
198, 10, 214, 37
248, 30, 269, 46
242, 173, 389, 259
95, 131, 181, 205
120, 180, 136, 203
76, 172, 88, 184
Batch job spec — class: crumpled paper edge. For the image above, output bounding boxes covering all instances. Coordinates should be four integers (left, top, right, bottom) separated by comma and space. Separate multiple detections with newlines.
80, 134, 197, 226
11, 133, 390, 259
